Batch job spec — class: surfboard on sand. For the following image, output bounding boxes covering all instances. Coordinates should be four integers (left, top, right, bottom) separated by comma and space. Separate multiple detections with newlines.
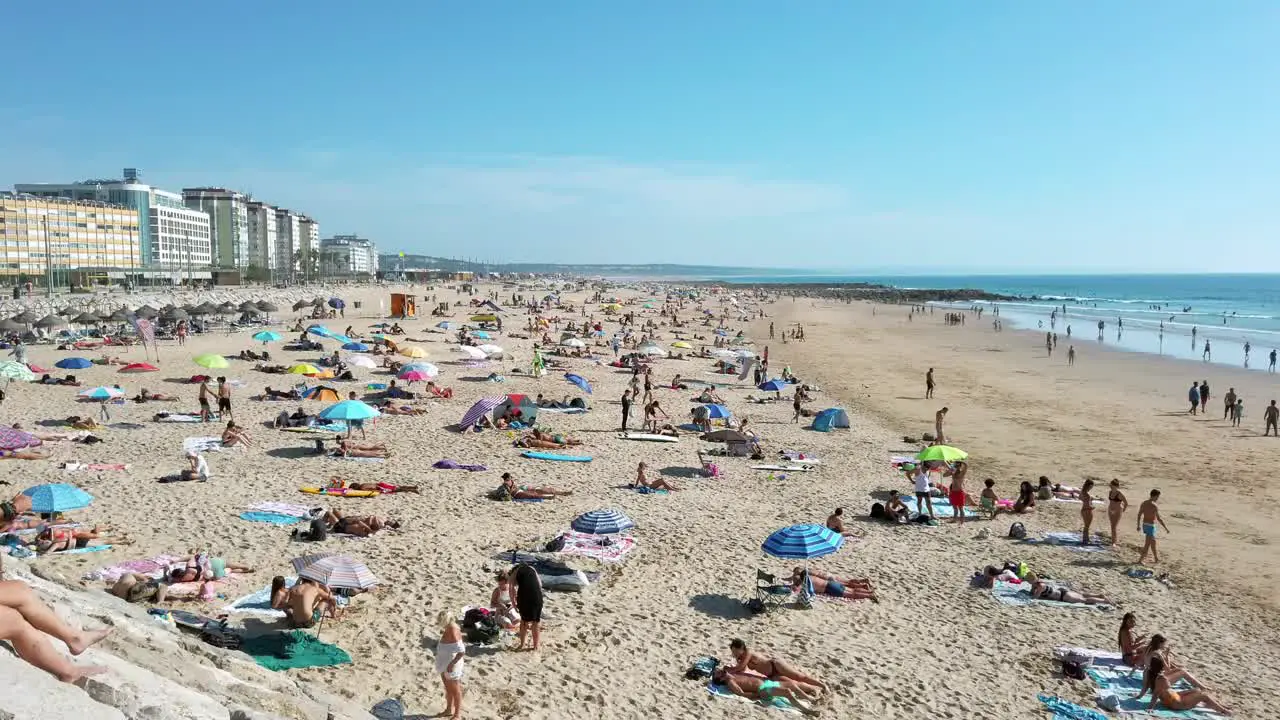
617, 433, 678, 443
521, 451, 593, 462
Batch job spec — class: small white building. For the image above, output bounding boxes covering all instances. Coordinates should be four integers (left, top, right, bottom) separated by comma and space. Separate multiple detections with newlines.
320, 234, 378, 276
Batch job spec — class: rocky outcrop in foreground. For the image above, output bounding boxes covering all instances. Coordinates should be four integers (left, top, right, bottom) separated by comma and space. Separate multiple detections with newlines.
1, 559, 377, 720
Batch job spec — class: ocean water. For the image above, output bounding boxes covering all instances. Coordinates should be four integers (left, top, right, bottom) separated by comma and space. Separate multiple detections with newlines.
712, 273, 1280, 371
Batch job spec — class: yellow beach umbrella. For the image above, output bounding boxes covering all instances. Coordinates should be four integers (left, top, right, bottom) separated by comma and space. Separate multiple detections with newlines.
470, 314, 497, 323
192, 353, 229, 369
399, 346, 429, 359
287, 363, 322, 375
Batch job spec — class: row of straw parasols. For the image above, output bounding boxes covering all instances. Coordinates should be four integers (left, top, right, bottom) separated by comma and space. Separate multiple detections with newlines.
1, 300, 284, 332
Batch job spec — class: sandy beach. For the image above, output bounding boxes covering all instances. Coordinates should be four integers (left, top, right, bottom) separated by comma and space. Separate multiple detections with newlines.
2, 282, 1275, 719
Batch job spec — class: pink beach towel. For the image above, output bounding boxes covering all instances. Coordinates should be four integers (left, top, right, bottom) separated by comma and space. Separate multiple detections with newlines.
82, 554, 184, 583
559, 530, 637, 563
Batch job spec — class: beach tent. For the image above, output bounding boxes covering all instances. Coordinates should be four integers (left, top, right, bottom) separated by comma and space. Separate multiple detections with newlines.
492, 394, 538, 423
810, 408, 850, 432
478, 300, 503, 314
301, 385, 341, 402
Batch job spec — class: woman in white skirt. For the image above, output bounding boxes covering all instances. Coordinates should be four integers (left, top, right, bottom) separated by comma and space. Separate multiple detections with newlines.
435, 611, 466, 719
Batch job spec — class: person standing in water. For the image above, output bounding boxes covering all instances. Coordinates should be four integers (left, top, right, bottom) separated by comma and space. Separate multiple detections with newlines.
1270, 348, 1278, 373
1203, 340, 1211, 361
1136, 489, 1170, 565
1244, 341, 1251, 366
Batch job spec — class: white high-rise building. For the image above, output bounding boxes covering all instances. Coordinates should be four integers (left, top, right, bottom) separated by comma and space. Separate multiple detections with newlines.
246, 201, 278, 271
320, 234, 379, 276
148, 189, 212, 267
274, 208, 302, 278
182, 187, 248, 268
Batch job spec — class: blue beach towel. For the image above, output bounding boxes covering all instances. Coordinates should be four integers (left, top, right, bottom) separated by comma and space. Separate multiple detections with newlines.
991, 581, 1113, 611
708, 681, 801, 714
239, 511, 303, 525
1038, 694, 1108, 720
53, 544, 113, 555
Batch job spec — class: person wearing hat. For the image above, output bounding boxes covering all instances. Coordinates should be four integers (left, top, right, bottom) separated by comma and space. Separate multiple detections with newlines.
181, 451, 210, 482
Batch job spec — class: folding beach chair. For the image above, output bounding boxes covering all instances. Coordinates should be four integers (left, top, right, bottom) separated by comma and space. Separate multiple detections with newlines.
755, 569, 795, 612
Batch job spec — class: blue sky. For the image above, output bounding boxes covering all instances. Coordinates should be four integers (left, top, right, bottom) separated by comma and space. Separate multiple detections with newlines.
2, 2, 1277, 272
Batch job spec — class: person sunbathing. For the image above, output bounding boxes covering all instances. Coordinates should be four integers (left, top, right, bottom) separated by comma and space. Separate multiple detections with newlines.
10, 423, 71, 442
221, 421, 254, 447
425, 381, 453, 398
655, 423, 680, 437
633, 461, 681, 491
379, 401, 427, 416
263, 386, 301, 400
727, 639, 826, 695
710, 668, 820, 716
0, 493, 36, 530
134, 388, 179, 402
322, 509, 400, 537
284, 577, 340, 629
109, 573, 169, 604
1137, 656, 1231, 715
35, 525, 128, 553
326, 477, 420, 494
695, 388, 723, 404
530, 428, 582, 446
335, 438, 391, 458
0, 578, 111, 682
255, 363, 287, 374
1029, 580, 1112, 605
96, 355, 126, 365
0, 446, 51, 460
791, 568, 877, 601
494, 472, 572, 500
167, 553, 253, 582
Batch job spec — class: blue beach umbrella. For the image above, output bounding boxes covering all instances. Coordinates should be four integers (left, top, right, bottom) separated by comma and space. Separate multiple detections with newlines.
564, 373, 592, 394
252, 330, 282, 344
78, 386, 124, 401
470, 330, 491, 340
703, 403, 731, 419
55, 357, 93, 370
572, 509, 635, 535
318, 400, 380, 422
342, 342, 371, 352
22, 483, 94, 513
761, 524, 843, 561
758, 379, 789, 392
306, 325, 334, 338
327, 298, 346, 309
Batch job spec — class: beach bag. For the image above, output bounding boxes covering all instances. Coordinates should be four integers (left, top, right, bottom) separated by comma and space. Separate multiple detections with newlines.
1059, 651, 1092, 680
1008, 522, 1027, 540
544, 535, 566, 552
869, 502, 887, 520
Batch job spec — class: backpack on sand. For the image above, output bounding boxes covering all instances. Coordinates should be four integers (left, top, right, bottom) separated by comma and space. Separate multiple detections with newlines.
1008, 522, 1027, 540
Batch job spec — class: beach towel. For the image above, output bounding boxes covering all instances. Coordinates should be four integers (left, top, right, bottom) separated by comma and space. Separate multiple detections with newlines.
247, 501, 315, 518
62, 462, 130, 472
433, 459, 488, 472
155, 414, 207, 423
223, 578, 295, 617
538, 407, 587, 414
328, 454, 386, 463
183, 437, 225, 453
708, 680, 801, 714
1020, 531, 1111, 554
240, 511, 303, 525
1038, 694, 1109, 720
52, 544, 113, 555
991, 581, 1113, 611
558, 530, 636, 563
108, 422, 146, 430
83, 553, 184, 582
240, 630, 352, 671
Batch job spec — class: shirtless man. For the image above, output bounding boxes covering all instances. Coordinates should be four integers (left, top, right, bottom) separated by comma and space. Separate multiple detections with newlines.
1136, 489, 1171, 565
935, 407, 948, 443
925, 367, 935, 399
824, 507, 858, 537
197, 378, 213, 422
1265, 400, 1279, 437
711, 668, 820, 715
285, 578, 339, 629
727, 638, 826, 695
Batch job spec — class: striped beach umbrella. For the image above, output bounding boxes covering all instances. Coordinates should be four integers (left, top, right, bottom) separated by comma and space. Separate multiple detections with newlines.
458, 396, 505, 430
571, 509, 635, 535
291, 553, 378, 590
761, 524, 843, 561
78, 386, 124, 401
0, 427, 42, 451
22, 483, 93, 513
0, 361, 35, 382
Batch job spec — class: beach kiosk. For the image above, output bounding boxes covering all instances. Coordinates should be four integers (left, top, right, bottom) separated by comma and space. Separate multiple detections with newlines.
391, 293, 417, 319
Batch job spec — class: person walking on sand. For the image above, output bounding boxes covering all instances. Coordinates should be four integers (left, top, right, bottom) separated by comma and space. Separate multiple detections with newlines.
1067, 345, 1076, 365
620, 389, 632, 431
925, 367, 935, 399
1232, 397, 1243, 428
1202, 340, 1211, 361
1136, 489, 1170, 565
434, 610, 465, 720
1223, 388, 1237, 420
1106, 479, 1128, 546
1187, 382, 1200, 415
935, 407, 948, 443
1264, 400, 1279, 437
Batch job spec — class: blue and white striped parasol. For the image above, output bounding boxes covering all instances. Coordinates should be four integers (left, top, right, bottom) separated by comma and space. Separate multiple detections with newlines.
761, 524, 843, 560
78, 386, 124, 401
571, 509, 635, 535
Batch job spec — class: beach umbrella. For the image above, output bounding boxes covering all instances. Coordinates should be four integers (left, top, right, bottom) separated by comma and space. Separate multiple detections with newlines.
21, 483, 93, 513
72, 312, 101, 325
78, 386, 124, 401
346, 355, 377, 369
313, 298, 326, 307
11, 311, 38, 324
318, 400, 380, 422
0, 427, 42, 451
287, 363, 322, 375
55, 357, 93, 370
458, 396, 505, 429
0, 362, 35, 382
291, 553, 379, 590
0, 318, 24, 332
700, 429, 749, 444
470, 330, 491, 340
134, 305, 159, 319
560, 338, 585, 348
637, 344, 666, 357
702, 403, 731, 419
57, 307, 77, 317
119, 362, 159, 374
761, 524, 843, 561
109, 309, 130, 322
452, 345, 486, 360
160, 304, 176, 314
399, 362, 438, 379
735, 349, 756, 358
192, 302, 219, 316
671, 341, 693, 350
399, 346, 429, 359
398, 369, 431, 383
35, 314, 67, 329
163, 308, 189, 321
327, 298, 345, 309
193, 353, 230, 369
436, 321, 458, 330
492, 394, 537, 423
571, 509, 635, 535
470, 314, 497, 323
256, 301, 278, 313
342, 342, 371, 352
253, 330, 282, 344
238, 301, 260, 313
307, 325, 334, 338
292, 300, 311, 311
758, 379, 789, 392
564, 373, 592, 394
216, 302, 237, 315
477, 344, 504, 357
916, 445, 968, 463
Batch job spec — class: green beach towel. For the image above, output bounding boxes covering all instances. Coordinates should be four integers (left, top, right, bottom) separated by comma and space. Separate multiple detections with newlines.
240, 630, 351, 671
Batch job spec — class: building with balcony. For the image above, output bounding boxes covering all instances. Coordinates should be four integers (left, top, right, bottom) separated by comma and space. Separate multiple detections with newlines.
246, 201, 279, 271
183, 187, 248, 268
0, 193, 142, 282
320, 234, 378, 276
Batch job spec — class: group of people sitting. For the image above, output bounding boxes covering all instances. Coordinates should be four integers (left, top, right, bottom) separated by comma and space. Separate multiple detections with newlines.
1119, 612, 1232, 714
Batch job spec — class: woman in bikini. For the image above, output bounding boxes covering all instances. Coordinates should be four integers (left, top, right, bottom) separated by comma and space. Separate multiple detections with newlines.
323, 510, 400, 537
1029, 580, 1112, 605
632, 461, 681, 491
36, 525, 129, 554
1118, 613, 1149, 667
1136, 656, 1231, 715
1079, 479, 1095, 545
727, 638, 826, 695
1107, 479, 1129, 546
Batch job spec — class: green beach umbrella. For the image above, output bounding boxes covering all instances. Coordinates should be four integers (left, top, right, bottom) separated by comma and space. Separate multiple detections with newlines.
0, 361, 36, 381
193, 353, 230, 370
916, 445, 968, 463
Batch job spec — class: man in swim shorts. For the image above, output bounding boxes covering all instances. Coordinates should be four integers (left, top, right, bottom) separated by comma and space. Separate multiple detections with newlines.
1136, 489, 1170, 565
